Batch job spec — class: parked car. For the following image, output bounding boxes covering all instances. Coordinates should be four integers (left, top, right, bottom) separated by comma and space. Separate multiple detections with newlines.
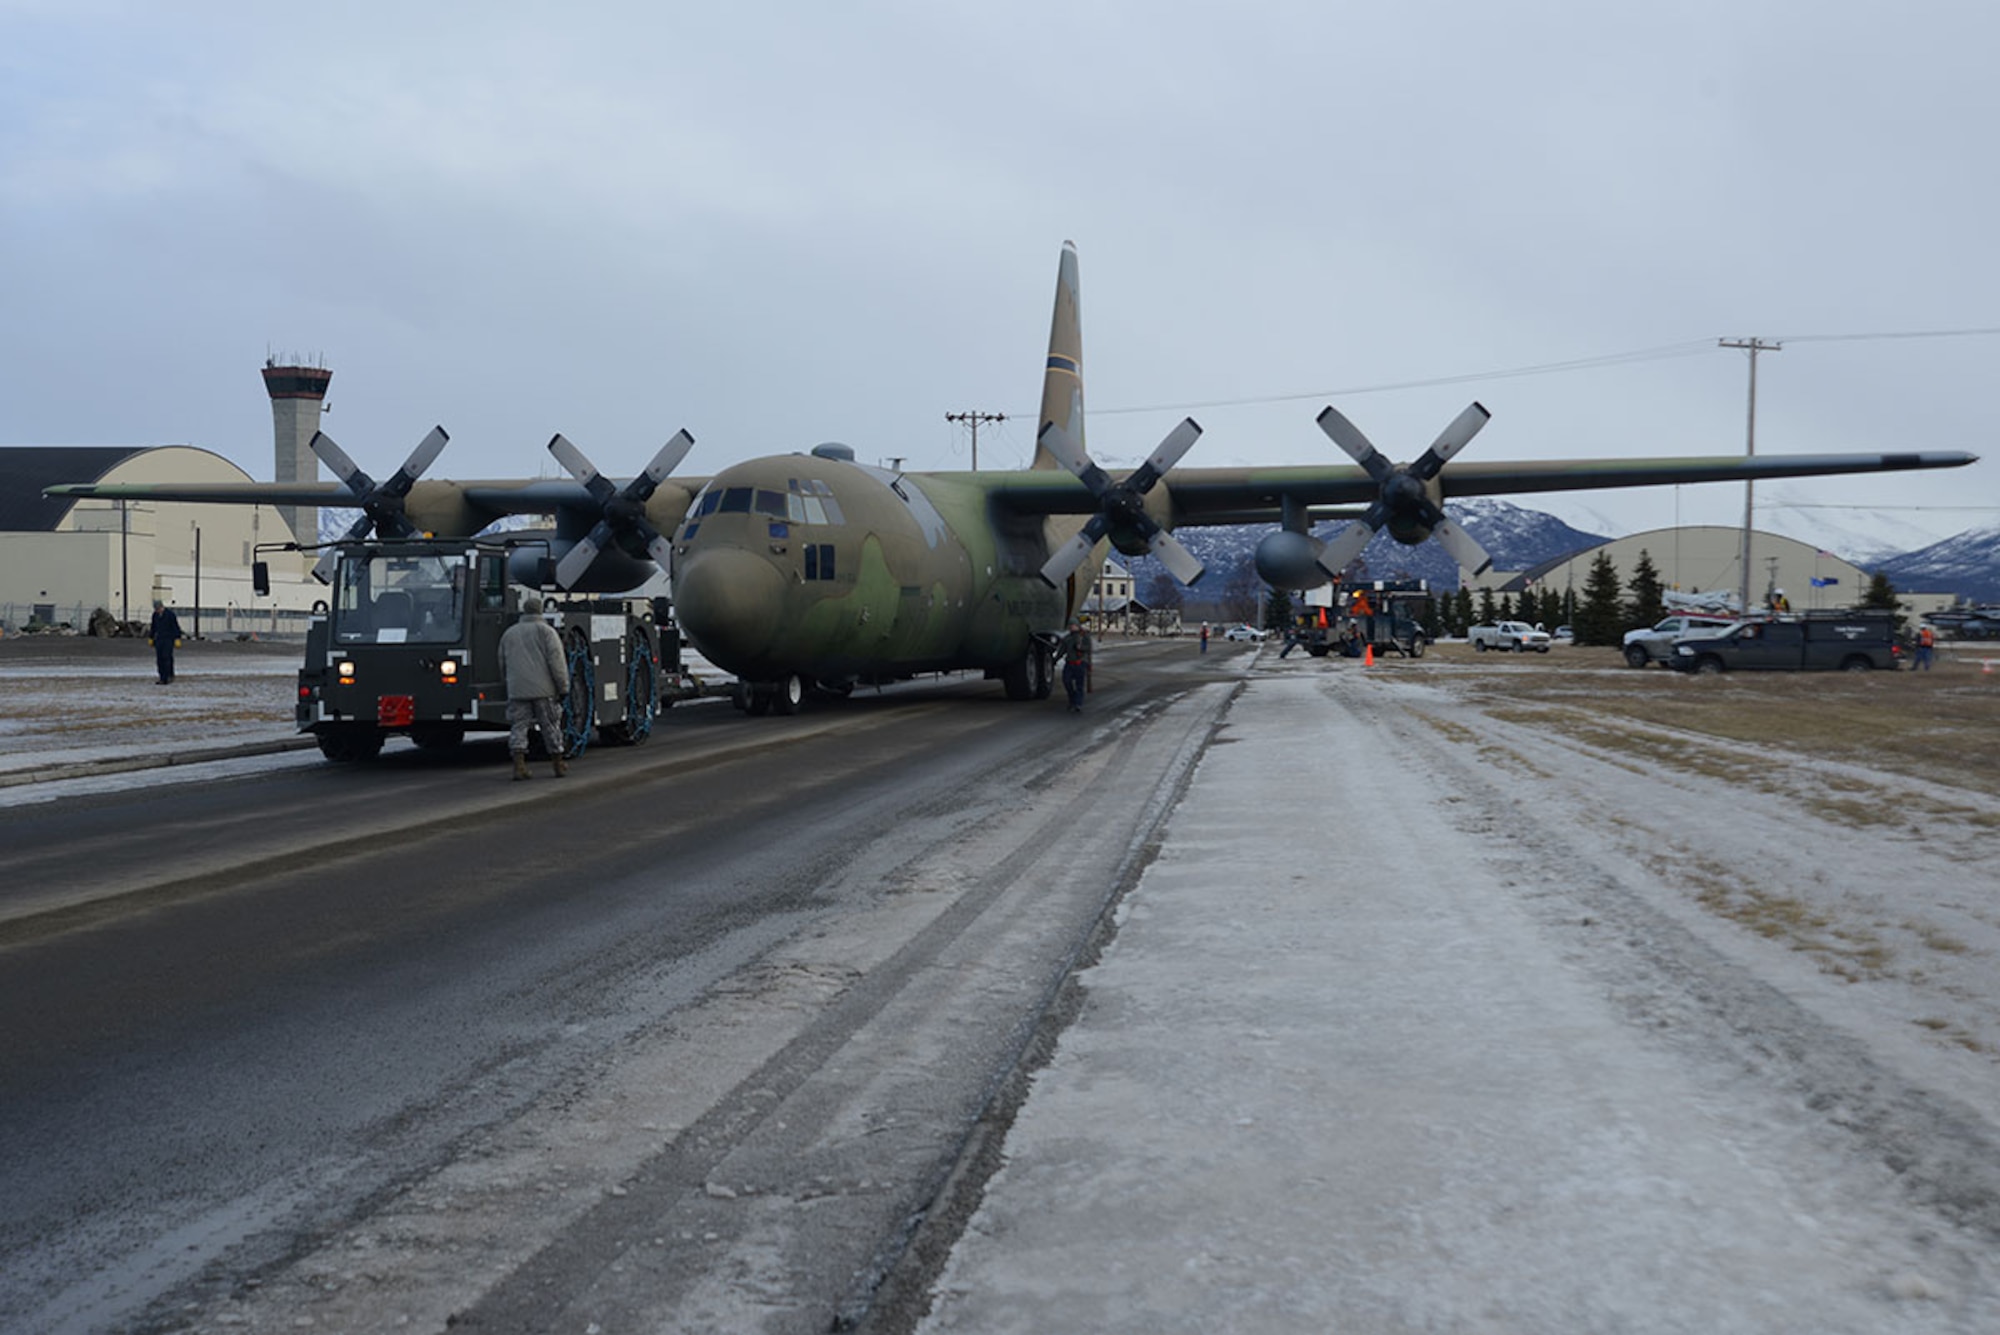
1223, 624, 1268, 642
1668, 615, 1900, 674
1552, 625, 1575, 642
1622, 614, 1737, 668
1467, 621, 1551, 652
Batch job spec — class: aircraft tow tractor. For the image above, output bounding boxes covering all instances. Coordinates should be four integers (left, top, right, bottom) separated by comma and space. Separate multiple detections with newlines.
257, 536, 719, 762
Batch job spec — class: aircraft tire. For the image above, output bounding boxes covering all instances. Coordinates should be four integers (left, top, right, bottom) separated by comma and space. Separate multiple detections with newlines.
772, 673, 805, 715
1001, 645, 1036, 701
745, 686, 772, 717
1032, 643, 1054, 700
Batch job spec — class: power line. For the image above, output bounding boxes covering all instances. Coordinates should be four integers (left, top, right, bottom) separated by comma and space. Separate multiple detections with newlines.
944, 410, 1007, 469
1082, 325, 2000, 418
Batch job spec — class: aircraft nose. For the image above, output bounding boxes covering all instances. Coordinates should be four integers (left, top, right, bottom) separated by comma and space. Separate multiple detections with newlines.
673, 545, 784, 674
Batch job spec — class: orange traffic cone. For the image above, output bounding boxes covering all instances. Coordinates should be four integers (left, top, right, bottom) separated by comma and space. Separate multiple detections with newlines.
1363, 644, 1374, 667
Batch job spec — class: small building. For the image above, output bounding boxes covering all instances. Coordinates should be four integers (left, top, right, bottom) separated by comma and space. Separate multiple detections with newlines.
0, 446, 322, 635
1083, 556, 1178, 635
1462, 525, 1957, 620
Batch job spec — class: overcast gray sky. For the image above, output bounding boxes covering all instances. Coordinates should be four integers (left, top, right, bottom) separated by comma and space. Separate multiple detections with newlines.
3, 0, 1994, 545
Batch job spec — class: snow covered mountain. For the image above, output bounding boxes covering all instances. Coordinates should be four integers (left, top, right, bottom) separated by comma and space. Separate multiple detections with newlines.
1131, 501, 2000, 604
1127, 500, 1610, 599
1872, 524, 2000, 603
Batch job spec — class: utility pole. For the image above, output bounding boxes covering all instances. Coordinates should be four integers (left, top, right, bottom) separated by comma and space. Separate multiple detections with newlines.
945, 410, 1007, 470
1719, 337, 1781, 613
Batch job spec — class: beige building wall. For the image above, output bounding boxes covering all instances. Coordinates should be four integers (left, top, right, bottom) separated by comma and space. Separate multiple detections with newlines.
4, 446, 324, 632
1468, 526, 1880, 614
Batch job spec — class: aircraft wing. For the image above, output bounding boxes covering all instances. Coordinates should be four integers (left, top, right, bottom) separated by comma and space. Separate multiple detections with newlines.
44, 477, 711, 539
980, 449, 1979, 524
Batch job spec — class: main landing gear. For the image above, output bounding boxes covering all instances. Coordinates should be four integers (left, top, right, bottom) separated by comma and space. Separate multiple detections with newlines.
1001, 639, 1054, 701
733, 672, 806, 716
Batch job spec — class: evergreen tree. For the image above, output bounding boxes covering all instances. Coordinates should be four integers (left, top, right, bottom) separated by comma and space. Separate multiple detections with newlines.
1477, 586, 1497, 624
1498, 593, 1516, 621
1540, 588, 1565, 629
1451, 587, 1474, 637
1625, 549, 1666, 629
1861, 571, 1906, 633
1562, 586, 1579, 626
1575, 552, 1624, 646
1263, 585, 1294, 634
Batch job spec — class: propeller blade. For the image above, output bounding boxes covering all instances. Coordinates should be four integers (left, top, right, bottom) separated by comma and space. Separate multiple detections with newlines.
1315, 407, 1395, 483
1147, 529, 1206, 586
383, 426, 449, 495
628, 429, 695, 502
1038, 514, 1110, 587
548, 433, 619, 507
310, 432, 374, 498
311, 513, 375, 584
1409, 402, 1490, 479
1125, 417, 1203, 492
555, 523, 613, 590
1428, 515, 1494, 577
1313, 518, 1377, 581
1037, 422, 1101, 486
645, 530, 675, 578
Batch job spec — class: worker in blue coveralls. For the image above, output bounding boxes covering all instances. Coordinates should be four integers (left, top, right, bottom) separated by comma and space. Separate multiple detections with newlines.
148, 598, 184, 684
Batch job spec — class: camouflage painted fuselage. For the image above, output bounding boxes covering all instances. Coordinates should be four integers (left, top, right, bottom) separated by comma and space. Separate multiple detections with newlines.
669, 452, 1073, 684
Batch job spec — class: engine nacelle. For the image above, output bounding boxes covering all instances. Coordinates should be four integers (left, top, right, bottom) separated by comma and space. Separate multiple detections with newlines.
1254, 530, 1333, 590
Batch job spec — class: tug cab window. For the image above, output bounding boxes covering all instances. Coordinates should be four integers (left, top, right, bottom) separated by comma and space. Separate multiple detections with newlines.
333, 553, 468, 644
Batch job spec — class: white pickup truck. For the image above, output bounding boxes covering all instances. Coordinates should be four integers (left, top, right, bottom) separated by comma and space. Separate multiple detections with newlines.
1468, 620, 1551, 652
1622, 614, 1736, 668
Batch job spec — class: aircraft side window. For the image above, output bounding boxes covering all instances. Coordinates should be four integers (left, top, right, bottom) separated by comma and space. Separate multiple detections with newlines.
681, 522, 700, 542
755, 489, 786, 517
819, 543, 835, 580
802, 495, 828, 525
697, 490, 721, 517
719, 487, 752, 513
805, 545, 819, 580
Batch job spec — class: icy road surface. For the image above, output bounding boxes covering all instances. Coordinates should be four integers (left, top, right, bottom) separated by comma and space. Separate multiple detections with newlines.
921, 654, 2000, 1335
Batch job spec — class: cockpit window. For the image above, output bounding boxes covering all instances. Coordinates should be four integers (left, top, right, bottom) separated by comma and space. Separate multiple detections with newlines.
718, 487, 752, 514
754, 489, 787, 517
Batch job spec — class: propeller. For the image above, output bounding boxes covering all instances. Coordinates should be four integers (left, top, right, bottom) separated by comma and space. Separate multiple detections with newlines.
310, 426, 450, 583
1311, 402, 1495, 581
546, 429, 696, 589
1038, 417, 1207, 588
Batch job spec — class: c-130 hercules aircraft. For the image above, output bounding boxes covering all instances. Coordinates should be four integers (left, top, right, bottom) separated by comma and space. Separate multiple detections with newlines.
49, 243, 1978, 713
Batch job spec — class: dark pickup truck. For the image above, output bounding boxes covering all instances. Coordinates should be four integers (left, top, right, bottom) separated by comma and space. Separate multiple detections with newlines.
1667, 614, 1900, 674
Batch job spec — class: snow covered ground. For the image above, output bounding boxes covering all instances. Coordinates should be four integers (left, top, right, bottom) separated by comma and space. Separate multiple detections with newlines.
0, 640, 319, 803
8, 636, 2000, 1330
921, 650, 2000, 1334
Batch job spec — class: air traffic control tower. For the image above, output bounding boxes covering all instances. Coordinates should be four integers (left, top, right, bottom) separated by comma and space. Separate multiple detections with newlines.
262, 361, 331, 546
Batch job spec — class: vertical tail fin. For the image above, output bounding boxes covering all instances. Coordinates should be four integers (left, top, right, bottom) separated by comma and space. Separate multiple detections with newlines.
1033, 241, 1084, 472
